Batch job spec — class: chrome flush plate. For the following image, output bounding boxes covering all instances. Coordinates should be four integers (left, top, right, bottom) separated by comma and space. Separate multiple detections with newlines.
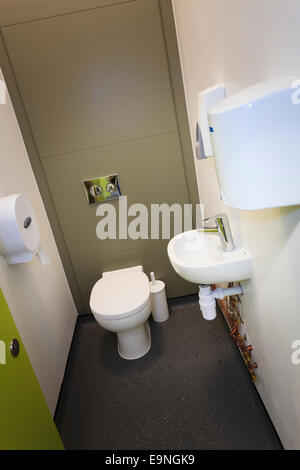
83, 174, 121, 204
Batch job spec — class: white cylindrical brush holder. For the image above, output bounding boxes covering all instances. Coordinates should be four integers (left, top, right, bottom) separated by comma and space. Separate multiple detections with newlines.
150, 273, 169, 323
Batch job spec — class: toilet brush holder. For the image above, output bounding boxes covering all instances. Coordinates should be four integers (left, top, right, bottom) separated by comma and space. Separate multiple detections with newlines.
150, 272, 169, 323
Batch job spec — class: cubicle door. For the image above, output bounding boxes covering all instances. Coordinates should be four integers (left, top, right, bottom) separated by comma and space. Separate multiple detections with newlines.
0, 288, 64, 450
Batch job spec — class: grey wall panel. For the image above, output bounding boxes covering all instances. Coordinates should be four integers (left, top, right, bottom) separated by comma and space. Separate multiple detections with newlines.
42, 132, 196, 309
42, 132, 188, 258
0, 0, 134, 26
3, 0, 176, 157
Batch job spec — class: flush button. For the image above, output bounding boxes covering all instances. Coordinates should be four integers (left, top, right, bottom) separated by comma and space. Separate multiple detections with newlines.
83, 174, 121, 204
90, 185, 102, 198
10, 338, 20, 357
106, 183, 115, 193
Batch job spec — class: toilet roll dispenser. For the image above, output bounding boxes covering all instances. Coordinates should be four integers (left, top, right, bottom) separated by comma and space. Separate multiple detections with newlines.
0, 194, 50, 265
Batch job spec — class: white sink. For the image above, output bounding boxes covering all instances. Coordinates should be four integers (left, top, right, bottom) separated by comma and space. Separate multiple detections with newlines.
167, 230, 251, 284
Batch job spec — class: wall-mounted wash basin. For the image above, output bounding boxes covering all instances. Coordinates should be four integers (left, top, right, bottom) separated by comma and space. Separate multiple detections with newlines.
167, 230, 251, 285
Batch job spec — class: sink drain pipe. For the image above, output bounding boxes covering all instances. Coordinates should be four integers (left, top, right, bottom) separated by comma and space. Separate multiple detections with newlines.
199, 284, 243, 321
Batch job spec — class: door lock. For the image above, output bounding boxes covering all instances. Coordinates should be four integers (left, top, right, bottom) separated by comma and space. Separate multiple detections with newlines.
10, 338, 20, 357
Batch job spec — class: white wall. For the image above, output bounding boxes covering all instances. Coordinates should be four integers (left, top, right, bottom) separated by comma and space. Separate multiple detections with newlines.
173, 0, 300, 449
0, 68, 77, 415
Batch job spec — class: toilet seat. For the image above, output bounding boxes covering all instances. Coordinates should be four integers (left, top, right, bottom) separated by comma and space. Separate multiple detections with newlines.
90, 269, 150, 321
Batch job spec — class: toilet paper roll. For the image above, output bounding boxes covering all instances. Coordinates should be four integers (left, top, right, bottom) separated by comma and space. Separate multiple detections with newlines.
0, 194, 48, 265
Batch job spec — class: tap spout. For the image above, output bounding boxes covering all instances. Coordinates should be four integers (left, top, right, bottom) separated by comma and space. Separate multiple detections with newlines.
199, 213, 235, 251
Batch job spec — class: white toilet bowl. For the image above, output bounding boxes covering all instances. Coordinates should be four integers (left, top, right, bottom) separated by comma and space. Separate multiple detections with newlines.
90, 266, 152, 360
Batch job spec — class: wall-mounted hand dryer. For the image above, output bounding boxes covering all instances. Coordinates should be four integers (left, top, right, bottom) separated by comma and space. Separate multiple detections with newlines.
208, 76, 300, 210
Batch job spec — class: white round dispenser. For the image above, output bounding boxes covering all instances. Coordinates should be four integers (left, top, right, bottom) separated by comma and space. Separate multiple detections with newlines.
0, 194, 49, 265
149, 272, 169, 323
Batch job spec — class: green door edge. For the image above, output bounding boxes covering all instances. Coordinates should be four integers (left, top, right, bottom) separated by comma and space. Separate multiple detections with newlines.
0, 288, 64, 450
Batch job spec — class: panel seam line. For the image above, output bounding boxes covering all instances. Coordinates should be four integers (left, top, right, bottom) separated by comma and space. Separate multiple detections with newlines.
1, 0, 137, 28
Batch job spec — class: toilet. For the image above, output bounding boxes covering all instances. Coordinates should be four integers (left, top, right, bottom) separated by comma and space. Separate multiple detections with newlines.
90, 266, 152, 360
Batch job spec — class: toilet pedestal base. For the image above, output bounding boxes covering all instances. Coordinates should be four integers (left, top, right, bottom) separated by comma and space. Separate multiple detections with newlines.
117, 321, 151, 360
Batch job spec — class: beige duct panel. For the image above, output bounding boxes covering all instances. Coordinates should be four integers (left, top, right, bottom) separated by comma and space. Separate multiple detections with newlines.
42, 132, 192, 307
3, 0, 177, 157
0, 0, 134, 26
42, 132, 188, 257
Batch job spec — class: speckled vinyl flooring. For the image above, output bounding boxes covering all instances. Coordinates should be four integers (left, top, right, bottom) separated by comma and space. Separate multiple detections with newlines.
55, 295, 282, 450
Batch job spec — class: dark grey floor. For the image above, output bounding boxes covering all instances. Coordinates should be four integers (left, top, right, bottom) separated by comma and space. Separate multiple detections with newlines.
55, 295, 282, 450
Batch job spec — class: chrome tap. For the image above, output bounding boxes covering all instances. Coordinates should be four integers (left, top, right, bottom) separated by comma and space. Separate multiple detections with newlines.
198, 213, 235, 251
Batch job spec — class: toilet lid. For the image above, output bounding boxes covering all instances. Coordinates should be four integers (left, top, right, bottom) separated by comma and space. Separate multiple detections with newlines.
90, 271, 150, 320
